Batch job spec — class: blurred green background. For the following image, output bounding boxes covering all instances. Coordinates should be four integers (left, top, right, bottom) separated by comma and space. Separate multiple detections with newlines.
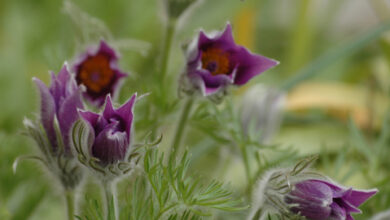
1, 0, 390, 219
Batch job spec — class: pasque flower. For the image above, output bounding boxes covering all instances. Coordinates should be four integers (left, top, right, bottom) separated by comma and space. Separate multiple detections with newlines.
249, 156, 377, 220
78, 94, 136, 165
33, 63, 84, 155
73, 40, 127, 107
285, 179, 377, 220
183, 23, 278, 96
20, 63, 84, 192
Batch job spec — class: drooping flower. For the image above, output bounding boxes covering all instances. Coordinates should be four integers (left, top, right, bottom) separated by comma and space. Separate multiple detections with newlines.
73, 40, 127, 107
33, 63, 84, 154
285, 179, 377, 220
249, 156, 377, 220
78, 94, 136, 165
182, 23, 278, 97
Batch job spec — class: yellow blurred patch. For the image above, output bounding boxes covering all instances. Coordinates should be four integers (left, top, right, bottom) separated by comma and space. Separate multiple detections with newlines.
234, 6, 256, 50
287, 82, 389, 129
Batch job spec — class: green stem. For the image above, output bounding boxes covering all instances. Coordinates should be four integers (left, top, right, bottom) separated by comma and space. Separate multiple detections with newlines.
171, 98, 194, 157
240, 144, 252, 197
103, 181, 118, 220
160, 18, 177, 81
65, 190, 75, 220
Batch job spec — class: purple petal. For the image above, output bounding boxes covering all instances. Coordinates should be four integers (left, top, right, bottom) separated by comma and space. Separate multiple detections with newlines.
313, 179, 377, 207
79, 110, 100, 128
329, 202, 347, 220
99, 40, 119, 60
103, 95, 116, 119
33, 77, 57, 151
116, 94, 136, 138
57, 64, 71, 85
334, 197, 361, 214
58, 89, 83, 153
232, 49, 279, 85
343, 188, 378, 208
285, 180, 333, 220
198, 23, 235, 50
92, 127, 128, 164
195, 68, 234, 88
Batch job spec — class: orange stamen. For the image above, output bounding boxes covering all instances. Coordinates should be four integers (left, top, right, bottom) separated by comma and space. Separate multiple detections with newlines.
78, 54, 114, 94
201, 47, 231, 75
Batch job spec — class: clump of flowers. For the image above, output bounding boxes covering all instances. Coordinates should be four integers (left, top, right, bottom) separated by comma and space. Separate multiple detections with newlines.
180, 23, 278, 98
249, 156, 377, 220
73, 40, 127, 107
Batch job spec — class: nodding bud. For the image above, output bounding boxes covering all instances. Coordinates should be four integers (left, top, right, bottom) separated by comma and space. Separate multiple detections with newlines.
249, 156, 377, 220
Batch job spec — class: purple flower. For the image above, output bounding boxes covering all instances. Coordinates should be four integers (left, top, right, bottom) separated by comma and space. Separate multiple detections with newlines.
79, 94, 136, 165
285, 179, 377, 220
73, 40, 127, 107
33, 63, 84, 154
184, 23, 278, 96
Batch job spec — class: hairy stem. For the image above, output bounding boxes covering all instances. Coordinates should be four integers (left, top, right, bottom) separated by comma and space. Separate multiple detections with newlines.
160, 18, 177, 81
103, 181, 118, 220
65, 190, 75, 220
240, 144, 252, 197
171, 98, 194, 157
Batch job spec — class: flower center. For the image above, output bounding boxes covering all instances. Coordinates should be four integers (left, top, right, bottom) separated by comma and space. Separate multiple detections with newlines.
77, 53, 115, 95
201, 47, 231, 75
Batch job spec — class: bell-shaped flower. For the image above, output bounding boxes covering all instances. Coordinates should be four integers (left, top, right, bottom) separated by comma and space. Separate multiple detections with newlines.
182, 23, 278, 97
33, 63, 84, 155
285, 179, 377, 220
73, 40, 127, 107
78, 94, 136, 165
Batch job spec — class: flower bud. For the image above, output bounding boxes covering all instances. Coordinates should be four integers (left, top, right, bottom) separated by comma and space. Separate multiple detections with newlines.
73, 94, 141, 181
79, 94, 136, 165
26, 63, 84, 189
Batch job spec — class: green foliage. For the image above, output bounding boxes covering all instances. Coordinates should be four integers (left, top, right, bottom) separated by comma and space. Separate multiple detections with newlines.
141, 148, 246, 219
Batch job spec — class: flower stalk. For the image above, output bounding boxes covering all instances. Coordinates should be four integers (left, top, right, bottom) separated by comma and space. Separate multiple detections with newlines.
65, 190, 75, 220
160, 18, 177, 81
239, 144, 252, 197
103, 181, 118, 220
171, 98, 194, 157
